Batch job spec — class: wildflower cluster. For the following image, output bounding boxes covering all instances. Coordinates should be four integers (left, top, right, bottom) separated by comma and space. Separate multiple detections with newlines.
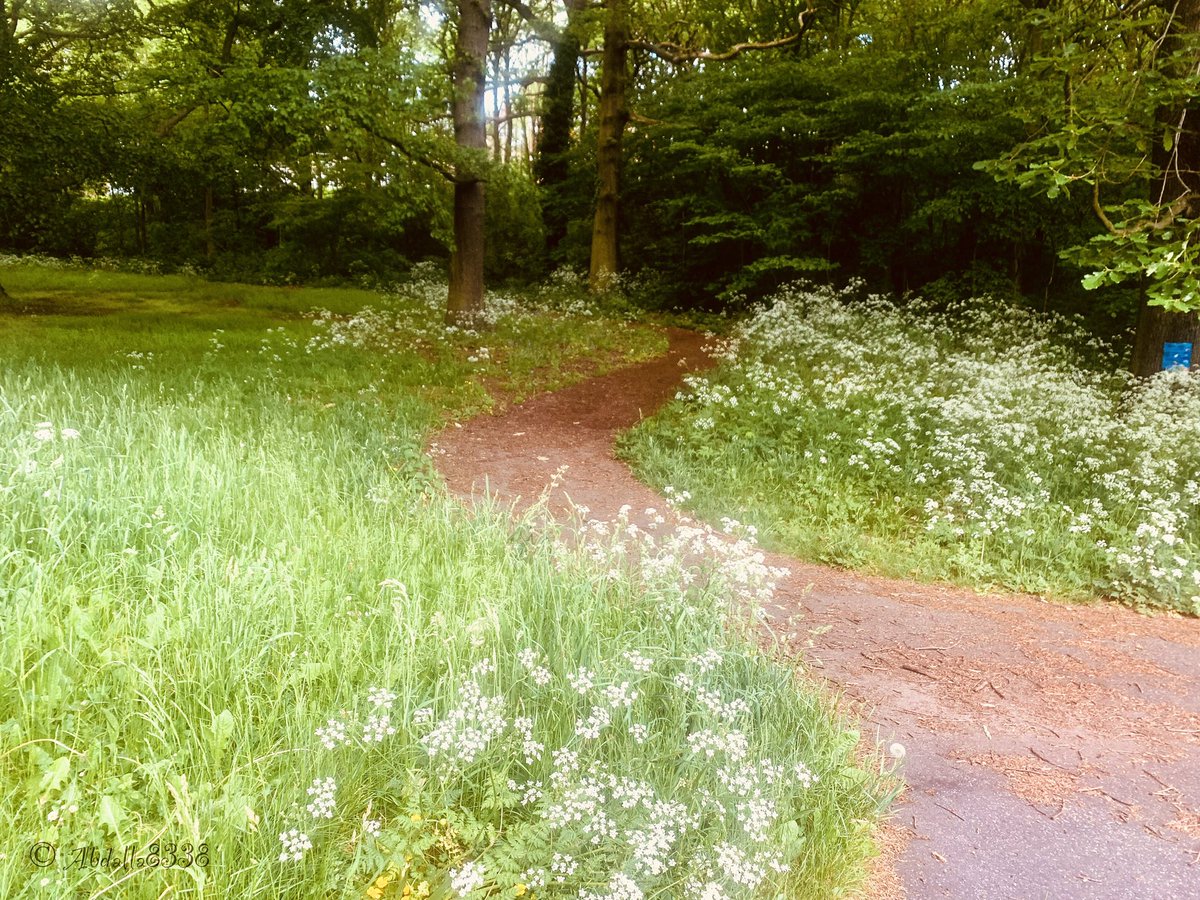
561, 503, 788, 618
273, 504, 859, 898
640, 281, 1200, 613
302, 265, 637, 368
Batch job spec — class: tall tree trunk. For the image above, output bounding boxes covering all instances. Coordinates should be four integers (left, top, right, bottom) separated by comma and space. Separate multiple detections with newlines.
588, 0, 629, 290
491, 47, 503, 162
204, 185, 215, 259
503, 46, 514, 164
137, 191, 148, 255
1130, 293, 1200, 374
446, 0, 493, 325
535, 0, 585, 260
1130, 0, 1200, 376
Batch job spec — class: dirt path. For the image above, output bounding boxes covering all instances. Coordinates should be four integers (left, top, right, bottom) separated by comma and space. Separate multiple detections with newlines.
434, 328, 1200, 899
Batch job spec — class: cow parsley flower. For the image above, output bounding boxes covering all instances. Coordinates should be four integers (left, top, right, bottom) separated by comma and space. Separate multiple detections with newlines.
305, 777, 336, 819
450, 860, 485, 896
278, 830, 311, 862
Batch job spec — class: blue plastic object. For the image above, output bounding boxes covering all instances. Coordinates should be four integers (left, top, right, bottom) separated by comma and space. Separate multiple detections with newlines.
1162, 342, 1193, 370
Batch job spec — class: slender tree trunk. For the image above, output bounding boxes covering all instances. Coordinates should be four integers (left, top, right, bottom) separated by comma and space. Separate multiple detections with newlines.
503, 46, 513, 163
491, 47, 503, 162
535, 0, 585, 261
579, 58, 588, 132
446, 0, 493, 325
1130, 0, 1200, 376
0, 2, 15, 82
588, 0, 629, 290
204, 185, 215, 259
137, 191, 148, 255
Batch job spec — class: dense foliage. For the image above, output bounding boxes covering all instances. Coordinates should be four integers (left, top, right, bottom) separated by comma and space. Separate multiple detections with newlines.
7, 0, 1200, 331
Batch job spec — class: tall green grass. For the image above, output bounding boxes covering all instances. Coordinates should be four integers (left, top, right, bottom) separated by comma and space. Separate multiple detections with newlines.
1, 266, 887, 899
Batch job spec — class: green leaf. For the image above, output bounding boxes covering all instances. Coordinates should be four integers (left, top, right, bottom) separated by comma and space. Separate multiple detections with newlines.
778, 819, 807, 854
98, 795, 126, 838
211, 709, 235, 758
39, 756, 71, 796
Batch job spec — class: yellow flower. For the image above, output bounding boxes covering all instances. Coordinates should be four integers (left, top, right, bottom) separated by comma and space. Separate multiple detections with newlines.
416, 881, 430, 897
410, 813, 423, 822
366, 870, 394, 899
514, 884, 528, 897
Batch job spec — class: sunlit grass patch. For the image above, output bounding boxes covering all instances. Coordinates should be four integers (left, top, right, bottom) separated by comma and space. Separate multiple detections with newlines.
623, 281, 1200, 614
0, 264, 886, 899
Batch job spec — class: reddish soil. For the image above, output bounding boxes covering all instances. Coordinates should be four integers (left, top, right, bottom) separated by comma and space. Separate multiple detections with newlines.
434, 328, 1200, 899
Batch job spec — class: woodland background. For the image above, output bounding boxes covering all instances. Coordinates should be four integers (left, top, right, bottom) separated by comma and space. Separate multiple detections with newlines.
6, 0, 1200, 363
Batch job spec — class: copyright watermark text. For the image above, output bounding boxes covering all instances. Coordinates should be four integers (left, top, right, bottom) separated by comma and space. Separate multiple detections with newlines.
27, 841, 210, 870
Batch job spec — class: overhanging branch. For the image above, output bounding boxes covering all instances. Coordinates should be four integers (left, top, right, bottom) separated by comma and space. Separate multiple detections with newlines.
628, 2, 816, 65
347, 111, 458, 182
494, 0, 560, 44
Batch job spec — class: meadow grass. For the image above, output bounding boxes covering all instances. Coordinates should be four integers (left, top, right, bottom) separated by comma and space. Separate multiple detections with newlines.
0, 264, 888, 899
622, 281, 1200, 614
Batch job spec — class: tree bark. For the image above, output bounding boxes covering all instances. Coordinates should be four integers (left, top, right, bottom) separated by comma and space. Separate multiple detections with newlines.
503, 45, 513, 163
1130, 297, 1200, 374
204, 185, 215, 259
491, 46, 503, 162
446, 0, 493, 325
1130, 0, 1200, 376
535, 0, 585, 260
588, 0, 629, 290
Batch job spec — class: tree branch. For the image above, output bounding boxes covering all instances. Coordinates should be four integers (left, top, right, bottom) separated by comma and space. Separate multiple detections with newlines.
489, 107, 540, 126
1093, 180, 1119, 235
628, 110, 664, 126
628, 2, 816, 65
1093, 179, 1194, 237
348, 112, 458, 182
156, 105, 197, 137
493, 0, 560, 43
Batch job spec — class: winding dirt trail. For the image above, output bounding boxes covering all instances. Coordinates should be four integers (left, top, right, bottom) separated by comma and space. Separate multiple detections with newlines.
434, 328, 1200, 899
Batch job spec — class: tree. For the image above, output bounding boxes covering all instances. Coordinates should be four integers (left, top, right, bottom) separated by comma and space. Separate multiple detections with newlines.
1129, 0, 1200, 375
984, 0, 1200, 373
446, 0, 495, 323
585, 0, 817, 290
588, 0, 630, 286
0, 0, 143, 253
534, 0, 588, 259
612, 0, 1070, 306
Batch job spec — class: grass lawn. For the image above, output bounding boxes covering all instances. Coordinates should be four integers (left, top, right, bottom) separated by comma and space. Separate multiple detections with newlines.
0, 263, 889, 899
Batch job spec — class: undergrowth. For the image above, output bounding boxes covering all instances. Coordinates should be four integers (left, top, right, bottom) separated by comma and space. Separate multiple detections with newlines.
0, 263, 888, 898
623, 280, 1200, 615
